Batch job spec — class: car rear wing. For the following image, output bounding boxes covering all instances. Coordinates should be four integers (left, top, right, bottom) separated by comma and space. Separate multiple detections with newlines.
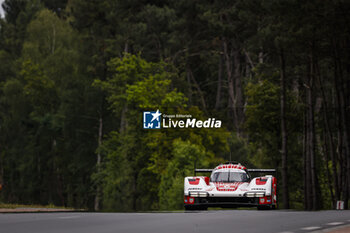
194, 169, 213, 176
194, 168, 276, 176
247, 169, 276, 173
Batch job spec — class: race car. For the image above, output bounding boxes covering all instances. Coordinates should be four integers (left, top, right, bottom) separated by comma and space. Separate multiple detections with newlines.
184, 162, 277, 210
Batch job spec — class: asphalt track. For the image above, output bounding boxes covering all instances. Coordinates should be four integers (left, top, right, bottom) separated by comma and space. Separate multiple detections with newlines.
1, 210, 350, 233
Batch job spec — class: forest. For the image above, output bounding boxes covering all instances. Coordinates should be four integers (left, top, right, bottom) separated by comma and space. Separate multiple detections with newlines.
0, 0, 349, 211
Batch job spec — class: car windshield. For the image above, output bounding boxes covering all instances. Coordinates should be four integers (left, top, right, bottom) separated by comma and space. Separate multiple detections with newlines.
211, 171, 250, 182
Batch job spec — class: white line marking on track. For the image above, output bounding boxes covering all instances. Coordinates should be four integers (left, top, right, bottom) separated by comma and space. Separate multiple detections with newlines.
326, 222, 344, 226
279, 231, 294, 233
301, 226, 321, 231
58, 216, 81, 219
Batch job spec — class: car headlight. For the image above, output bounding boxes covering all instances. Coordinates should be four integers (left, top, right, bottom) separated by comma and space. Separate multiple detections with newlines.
245, 192, 265, 197
189, 192, 208, 197
246, 192, 255, 197
190, 192, 198, 197
256, 192, 265, 197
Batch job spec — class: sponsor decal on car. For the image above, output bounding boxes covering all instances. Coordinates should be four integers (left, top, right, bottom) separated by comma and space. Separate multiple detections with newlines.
214, 182, 242, 191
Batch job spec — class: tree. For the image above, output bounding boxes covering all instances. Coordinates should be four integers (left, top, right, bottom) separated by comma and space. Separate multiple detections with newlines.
95, 54, 229, 210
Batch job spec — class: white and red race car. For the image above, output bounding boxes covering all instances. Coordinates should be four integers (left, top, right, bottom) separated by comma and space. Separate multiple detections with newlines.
184, 162, 277, 210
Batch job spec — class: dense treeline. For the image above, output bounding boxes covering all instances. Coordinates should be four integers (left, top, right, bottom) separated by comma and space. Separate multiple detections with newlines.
0, 0, 349, 211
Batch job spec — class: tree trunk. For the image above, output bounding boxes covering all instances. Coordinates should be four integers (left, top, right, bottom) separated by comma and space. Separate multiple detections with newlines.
94, 115, 103, 211
303, 108, 309, 210
223, 39, 244, 135
280, 49, 289, 209
0, 151, 3, 192
124, 41, 129, 53
188, 68, 207, 113
333, 41, 350, 209
223, 40, 238, 130
308, 52, 318, 210
304, 50, 318, 210
233, 49, 244, 135
243, 49, 255, 69
259, 51, 264, 64
120, 105, 128, 133
215, 49, 223, 110
321, 133, 335, 208
316, 60, 340, 205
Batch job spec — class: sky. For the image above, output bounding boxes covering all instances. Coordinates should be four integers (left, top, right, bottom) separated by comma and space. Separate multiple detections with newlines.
0, 0, 4, 18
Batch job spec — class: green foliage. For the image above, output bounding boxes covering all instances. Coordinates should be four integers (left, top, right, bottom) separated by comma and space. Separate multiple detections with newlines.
245, 64, 304, 209
95, 54, 229, 210
94, 53, 187, 112
126, 74, 187, 109
159, 139, 206, 210
21, 60, 56, 113
245, 65, 281, 167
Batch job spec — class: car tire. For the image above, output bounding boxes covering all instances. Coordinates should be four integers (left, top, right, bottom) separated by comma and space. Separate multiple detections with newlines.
257, 205, 271, 210
185, 206, 208, 211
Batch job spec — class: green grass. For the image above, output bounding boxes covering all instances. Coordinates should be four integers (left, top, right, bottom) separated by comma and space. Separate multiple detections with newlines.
0, 203, 71, 209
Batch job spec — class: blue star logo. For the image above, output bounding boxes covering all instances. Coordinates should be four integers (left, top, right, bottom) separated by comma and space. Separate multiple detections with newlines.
143, 110, 162, 129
